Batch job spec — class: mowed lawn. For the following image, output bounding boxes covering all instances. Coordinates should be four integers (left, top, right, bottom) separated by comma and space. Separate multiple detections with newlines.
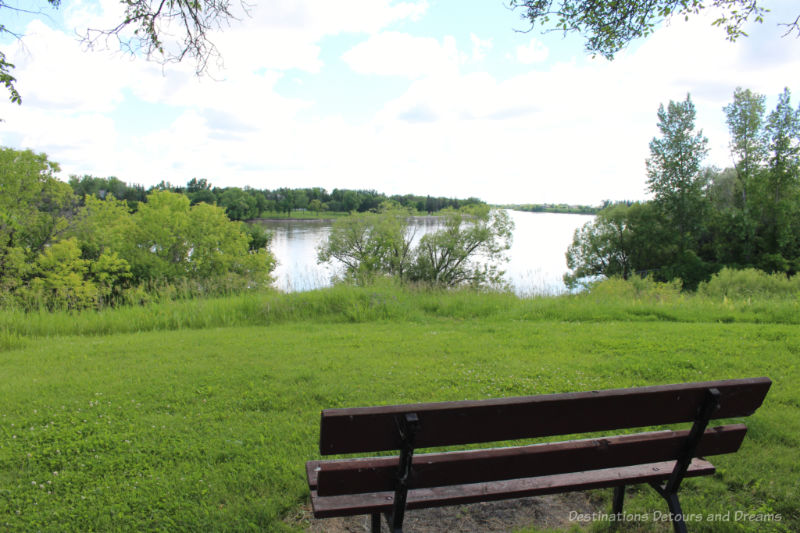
1, 309, 798, 531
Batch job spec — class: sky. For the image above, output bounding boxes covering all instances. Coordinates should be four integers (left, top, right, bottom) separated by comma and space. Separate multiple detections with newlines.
1, 0, 799, 205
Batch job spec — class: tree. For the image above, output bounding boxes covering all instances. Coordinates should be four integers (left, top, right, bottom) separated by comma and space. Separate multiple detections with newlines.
109, 190, 274, 285
764, 88, 800, 207
564, 202, 674, 288
510, 0, 796, 59
2, 0, 243, 105
0, 146, 74, 254
646, 94, 709, 253
723, 88, 767, 263
67, 194, 133, 260
759, 88, 800, 269
69, 175, 133, 203
408, 207, 513, 287
186, 178, 216, 206
317, 210, 417, 283
564, 204, 636, 287
0, 148, 275, 308
308, 199, 323, 215
1, 1, 61, 107
318, 207, 513, 288
219, 187, 259, 220
725, 88, 767, 208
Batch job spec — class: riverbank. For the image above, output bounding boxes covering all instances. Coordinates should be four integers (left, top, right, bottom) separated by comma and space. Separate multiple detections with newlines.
249, 214, 447, 223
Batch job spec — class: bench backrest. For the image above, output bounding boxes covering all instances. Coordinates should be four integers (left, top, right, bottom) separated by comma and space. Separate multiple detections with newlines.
319, 377, 771, 455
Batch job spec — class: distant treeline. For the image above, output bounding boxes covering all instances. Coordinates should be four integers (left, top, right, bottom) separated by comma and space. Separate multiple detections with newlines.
67, 176, 486, 221
503, 203, 600, 215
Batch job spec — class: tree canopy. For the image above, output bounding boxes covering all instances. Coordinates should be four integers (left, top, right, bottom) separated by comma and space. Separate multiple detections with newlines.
510, 0, 799, 59
0, 147, 275, 310
318, 206, 514, 288
2, 0, 242, 105
565, 87, 800, 290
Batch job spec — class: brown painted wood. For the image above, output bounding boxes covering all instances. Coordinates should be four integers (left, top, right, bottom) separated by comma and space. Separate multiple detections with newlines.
319, 377, 770, 454
310, 458, 716, 518
313, 425, 745, 496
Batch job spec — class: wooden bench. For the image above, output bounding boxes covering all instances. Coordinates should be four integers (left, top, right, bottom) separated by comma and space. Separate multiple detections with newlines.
306, 377, 771, 533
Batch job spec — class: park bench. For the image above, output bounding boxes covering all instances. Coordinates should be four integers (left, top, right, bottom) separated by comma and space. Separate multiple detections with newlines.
306, 377, 771, 533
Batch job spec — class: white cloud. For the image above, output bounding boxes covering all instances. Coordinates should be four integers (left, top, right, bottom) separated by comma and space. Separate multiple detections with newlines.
516, 38, 549, 64
2, 0, 800, 206
60, 0, 429, 77
4, 20, 130, 113
470, 33, 492, 61
342, 32, 464, 78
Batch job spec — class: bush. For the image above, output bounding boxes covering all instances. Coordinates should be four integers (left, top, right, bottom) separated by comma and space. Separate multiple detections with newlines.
587, 276, 683, 301
698, 268, 800, 299
318, 207, 513, 288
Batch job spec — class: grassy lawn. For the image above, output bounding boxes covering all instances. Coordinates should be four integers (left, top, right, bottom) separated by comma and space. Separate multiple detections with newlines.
1, 285, 798, 531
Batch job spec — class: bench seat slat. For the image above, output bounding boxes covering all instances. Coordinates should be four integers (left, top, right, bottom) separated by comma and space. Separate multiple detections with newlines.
319, 377, 770, 454
310, 425, 744, 496
310, 458, 716, 518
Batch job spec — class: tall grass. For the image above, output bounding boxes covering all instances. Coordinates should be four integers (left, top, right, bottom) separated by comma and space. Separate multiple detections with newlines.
1, 274, 799, 346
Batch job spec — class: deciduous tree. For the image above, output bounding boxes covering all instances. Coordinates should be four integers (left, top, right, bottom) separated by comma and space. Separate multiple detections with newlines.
646, 94, 709, 253
510, 0, 797, 59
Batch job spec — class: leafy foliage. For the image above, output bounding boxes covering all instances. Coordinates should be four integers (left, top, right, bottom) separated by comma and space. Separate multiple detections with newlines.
565, 88, 800, 290
317, 210, 417, 282
65, 178, 487, 221
409, 208, 514, 287
318, 207, 513, 288
81, 0, 242, 75
0, 1, 61, 107
0, 147, 275, 311
510, 0, 783, 59
565, 204, 636, 287
698, 267, 800, 298
646, 94, 709, 254
2, 0, 242, 106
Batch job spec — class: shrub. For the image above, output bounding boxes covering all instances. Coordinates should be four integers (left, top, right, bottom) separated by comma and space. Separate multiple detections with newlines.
698, 268, 800, 299
587, 276, 683, 301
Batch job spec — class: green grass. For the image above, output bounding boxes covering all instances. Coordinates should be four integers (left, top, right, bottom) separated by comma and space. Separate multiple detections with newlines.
1, 283, 798, 531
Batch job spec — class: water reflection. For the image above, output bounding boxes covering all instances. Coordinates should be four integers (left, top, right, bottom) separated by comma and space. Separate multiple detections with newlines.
257, 210, 594, 295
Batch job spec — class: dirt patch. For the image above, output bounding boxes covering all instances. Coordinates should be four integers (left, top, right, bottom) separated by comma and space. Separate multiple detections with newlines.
287, 492, 604, 532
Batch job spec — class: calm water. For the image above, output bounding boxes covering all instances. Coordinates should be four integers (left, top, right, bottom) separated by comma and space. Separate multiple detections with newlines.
259, 210, 594, 295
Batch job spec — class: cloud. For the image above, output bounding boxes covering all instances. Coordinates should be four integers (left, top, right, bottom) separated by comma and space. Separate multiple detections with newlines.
342, 32, 464, 77
3, 20, 130, 113
470, 33, 492, 61
516, 38, 549, 64
2, 0, 800, 207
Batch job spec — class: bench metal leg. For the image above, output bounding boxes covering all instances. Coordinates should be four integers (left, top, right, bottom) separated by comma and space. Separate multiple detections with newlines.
387, 413, 420, 533
646, 387, 721, 533
612, 485, 625, 515
665, 492, 688, 533
371, 512, 381, 533
650, 483, 689, 533
666, 388, 720, 495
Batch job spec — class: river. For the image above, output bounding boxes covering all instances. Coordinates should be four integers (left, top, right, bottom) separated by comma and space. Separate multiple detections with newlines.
257, 210, 594, 295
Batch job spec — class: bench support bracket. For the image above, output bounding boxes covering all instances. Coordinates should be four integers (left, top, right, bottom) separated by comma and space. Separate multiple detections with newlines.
384, 412, 420, 533
647, 387, 720, 533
